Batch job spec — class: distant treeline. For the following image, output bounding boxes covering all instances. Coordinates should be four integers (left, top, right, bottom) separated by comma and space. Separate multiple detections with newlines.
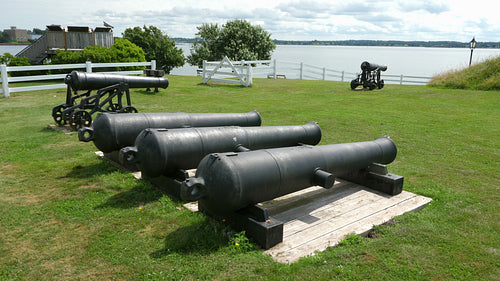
172, 38, 500, 48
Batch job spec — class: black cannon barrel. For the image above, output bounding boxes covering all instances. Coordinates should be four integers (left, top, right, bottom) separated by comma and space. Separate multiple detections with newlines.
78, 111, 262, 153
361, 61, 387, 72
180, 136, 397, 214
64, 70, 169, 91
120, 122, 322, 178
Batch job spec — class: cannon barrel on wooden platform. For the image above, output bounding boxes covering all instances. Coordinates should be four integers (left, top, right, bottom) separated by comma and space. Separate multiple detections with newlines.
180, 136, 403, 215
78, 110, 263, 153
119, 122, 322, 178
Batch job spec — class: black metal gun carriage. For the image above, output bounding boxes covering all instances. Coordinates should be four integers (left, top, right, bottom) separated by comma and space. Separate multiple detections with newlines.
350, 61, 387, 90
52, 71, 169, 130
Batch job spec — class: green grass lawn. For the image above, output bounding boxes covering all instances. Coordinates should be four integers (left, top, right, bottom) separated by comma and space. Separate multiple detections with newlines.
1, 76, 499, 280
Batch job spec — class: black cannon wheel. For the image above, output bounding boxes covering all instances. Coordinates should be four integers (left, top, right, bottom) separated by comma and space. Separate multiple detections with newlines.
368, 81, 377, 90
378, 79, 385, 89
105, 103, 122, 112
119, 106, 138, 113
70, 110, 92, 130
350, 80, 359, 90
52, 105, 69, 125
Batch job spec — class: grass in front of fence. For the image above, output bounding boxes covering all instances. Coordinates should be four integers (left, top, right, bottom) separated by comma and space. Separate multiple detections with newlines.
428, 55, 500, 90
0, 76, 499, 280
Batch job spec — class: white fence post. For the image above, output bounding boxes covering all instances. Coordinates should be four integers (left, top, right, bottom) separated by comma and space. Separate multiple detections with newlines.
247, 65, 253, 86
86, 61, 92, 73
322, 67, 326, 80
202, 60, 207, 84
151, 60, 156, 70
400, 74, 404, 85
300, 62, 304, 80
273, 59, 277, 79
1, 64, 9, 97
341, 71, 345, 82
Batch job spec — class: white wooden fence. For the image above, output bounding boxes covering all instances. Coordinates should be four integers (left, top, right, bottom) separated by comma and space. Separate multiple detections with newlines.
200, 59, 432, 85
0, 60, 156, 97
202, 56, 273, 87
273, 60, 432, 85
1, 58, 433, 98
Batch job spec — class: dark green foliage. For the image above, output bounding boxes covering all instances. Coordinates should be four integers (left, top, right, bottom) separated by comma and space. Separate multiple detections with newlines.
110, 38, 146, 63
429, 55, 500, 90
51, 38, 145, 65
187, 19, 276, 68
0, 53, 30, 66
122, 26, 185, 74
47, 38, 145, 73
32, 28, 46, 35
0, 53, 31, 77
0, 31, 10, 43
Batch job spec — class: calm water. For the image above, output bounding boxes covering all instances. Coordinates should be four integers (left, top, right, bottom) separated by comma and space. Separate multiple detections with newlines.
172, 43, 500, 78
0, 45, 28, 56
3, 43, 499, 78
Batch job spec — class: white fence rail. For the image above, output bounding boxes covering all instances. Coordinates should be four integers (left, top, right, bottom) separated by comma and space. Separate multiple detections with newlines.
270, 60, 432, 84
1, 60, 156, 97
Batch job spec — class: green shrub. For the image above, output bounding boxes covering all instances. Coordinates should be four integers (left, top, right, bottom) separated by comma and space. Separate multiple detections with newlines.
49, 38, 146, 73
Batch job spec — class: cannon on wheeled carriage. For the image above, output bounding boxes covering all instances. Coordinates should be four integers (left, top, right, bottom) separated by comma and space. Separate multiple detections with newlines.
51, 71, 169, 130
350, 61, 387, 90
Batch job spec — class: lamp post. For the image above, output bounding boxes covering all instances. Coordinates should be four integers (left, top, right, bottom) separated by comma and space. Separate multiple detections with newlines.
469, 37, 477, 67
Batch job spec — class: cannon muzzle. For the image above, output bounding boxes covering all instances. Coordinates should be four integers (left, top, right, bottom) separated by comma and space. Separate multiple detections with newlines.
78, 111, 262, 153
361, 61, 387, 72
181, 136, 400, 214
120, 122, 322, 177
64, 70, 169, 91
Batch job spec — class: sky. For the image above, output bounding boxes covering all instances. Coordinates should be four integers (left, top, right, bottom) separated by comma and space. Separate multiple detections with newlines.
1, 0, 499, 42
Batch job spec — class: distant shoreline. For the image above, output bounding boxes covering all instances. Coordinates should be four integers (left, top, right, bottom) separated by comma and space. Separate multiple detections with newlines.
172, 38, 500, 49
0, 43, 30, 46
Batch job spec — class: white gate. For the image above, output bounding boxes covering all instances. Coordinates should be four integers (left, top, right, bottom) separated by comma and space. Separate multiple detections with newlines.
202, 56, 253, 87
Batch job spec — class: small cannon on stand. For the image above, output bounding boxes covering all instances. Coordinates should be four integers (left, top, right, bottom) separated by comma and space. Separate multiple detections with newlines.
52, 71, 169, 130
351, 61, 387, 90
143, 69, 165, 93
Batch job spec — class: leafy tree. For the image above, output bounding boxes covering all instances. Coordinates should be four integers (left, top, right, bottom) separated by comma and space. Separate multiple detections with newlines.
32, 28, 46, 35
187, 19, 276, 68
122, 26, 185, 74
0, 31, 10, 43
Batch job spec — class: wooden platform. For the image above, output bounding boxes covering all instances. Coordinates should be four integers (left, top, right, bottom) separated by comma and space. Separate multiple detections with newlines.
260, 180, 432, 263
95, 151, 431, 263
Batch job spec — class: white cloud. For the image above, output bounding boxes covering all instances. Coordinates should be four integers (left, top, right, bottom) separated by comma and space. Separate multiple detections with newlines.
1, 0, 499, 41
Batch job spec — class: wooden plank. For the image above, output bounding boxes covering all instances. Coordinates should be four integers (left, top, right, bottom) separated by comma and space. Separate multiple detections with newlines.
263, 184, 432, 263
267, 194, 431, 263
276, 191, 415, 246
